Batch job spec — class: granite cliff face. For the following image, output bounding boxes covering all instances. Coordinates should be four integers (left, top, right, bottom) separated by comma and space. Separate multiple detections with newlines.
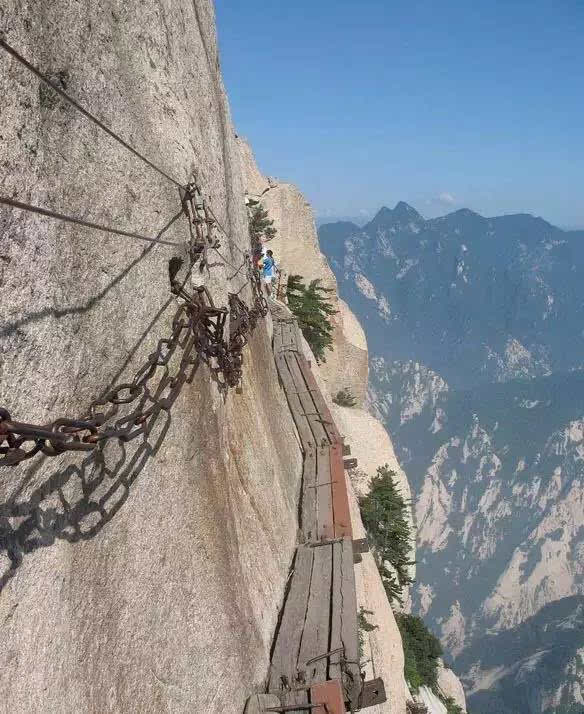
320, 203, 584, 713
0, 3, 304, 711
238, 138, 369, 407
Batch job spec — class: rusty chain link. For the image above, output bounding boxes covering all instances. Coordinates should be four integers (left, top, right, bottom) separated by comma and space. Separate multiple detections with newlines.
1, 179, 272, 469
0, 37, 274, 469
0, 252, 270, 468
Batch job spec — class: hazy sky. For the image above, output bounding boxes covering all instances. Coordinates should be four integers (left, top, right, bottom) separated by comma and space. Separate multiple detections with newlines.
215, 0, 583, 227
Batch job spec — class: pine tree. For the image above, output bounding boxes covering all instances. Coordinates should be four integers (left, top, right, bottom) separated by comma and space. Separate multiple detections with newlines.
359, 465, 415, 605
395, 612, 443, 692
286, 274, 337, 362
248, 203, 276, 255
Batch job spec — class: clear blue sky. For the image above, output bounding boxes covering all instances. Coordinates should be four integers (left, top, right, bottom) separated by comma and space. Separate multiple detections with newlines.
215, 0, 584, 227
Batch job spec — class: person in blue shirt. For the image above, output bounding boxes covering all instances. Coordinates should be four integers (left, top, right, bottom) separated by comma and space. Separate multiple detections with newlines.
260, 249, 278, 298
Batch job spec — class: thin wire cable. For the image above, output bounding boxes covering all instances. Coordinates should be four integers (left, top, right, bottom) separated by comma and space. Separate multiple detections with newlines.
207, 203, 248, 257
226, 256, 248, 281
0, 36, 258, 260
0, 196, 183, 247
211, 245, 240, 272
0, 36, 184, 191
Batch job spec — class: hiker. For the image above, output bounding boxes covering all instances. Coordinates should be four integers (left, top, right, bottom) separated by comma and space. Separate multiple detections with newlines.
260, 249, 278, 298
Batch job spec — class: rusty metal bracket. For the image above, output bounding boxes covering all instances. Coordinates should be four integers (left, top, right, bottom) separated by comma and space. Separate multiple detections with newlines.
343, 458, 358, 470
352, 538, 369, 554
359, 678, 387, 708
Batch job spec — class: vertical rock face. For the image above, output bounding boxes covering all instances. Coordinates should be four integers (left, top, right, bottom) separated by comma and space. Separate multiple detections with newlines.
0, 3, 303, 712
238, 139, 368, 406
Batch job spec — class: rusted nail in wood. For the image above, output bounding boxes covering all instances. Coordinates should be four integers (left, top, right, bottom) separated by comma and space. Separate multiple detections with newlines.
308, 538, 343, 547
305, 646, 345, 666
265, 705, 320, 712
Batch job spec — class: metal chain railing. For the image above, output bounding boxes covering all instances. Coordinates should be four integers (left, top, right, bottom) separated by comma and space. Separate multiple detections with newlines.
0, 35, 272, 468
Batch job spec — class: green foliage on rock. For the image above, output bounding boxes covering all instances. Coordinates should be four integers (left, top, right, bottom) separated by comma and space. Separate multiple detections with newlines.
359, 465, 414, 605
333, 388, 357, 407
396, 612, 443, 692
358, 606, 378, 660
441, 695, 464, 714
248, 203, 276, 253
286, 274, 337, 362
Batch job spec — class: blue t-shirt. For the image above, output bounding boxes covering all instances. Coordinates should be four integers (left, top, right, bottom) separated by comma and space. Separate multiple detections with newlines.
262, 256, 275, 277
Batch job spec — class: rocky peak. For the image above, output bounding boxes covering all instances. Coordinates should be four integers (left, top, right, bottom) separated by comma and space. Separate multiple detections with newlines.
366, 202, 425, 234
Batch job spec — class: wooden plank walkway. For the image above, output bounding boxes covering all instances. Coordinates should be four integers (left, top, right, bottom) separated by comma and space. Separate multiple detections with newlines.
262, 309, 370, 713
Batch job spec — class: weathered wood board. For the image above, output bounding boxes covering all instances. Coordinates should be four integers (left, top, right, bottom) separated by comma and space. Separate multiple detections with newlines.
268, 546, 314, 693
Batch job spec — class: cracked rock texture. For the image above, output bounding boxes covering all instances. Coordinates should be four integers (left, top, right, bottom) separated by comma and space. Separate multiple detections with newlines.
0, 2, 301, 712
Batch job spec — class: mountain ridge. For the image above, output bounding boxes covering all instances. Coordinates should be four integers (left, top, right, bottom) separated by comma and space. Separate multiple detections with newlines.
319, 201, 584, 714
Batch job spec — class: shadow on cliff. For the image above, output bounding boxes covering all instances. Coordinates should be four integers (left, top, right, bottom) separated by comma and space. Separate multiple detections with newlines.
0, 209, 183, 339
0, 291, 202, 593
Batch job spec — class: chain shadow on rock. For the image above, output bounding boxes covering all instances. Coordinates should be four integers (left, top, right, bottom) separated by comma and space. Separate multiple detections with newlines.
0, 208, 184, 339
0, 295, 202, 593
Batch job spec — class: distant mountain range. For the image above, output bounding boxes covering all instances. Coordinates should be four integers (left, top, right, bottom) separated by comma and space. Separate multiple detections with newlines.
319, 203, 584, 714
315, 214, 370, 228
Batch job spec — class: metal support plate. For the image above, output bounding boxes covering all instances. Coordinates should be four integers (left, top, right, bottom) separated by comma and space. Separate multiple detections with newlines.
343, 458, 357, 470
359, 678, 387, 708
352, 538, 369, 554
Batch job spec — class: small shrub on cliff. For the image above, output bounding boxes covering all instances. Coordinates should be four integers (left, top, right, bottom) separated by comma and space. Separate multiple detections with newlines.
396, 612, 443, 692
359, 465, 414, 605
286, 274, 337, 362
441, 696, 464, 714
358, 606, 378, 660
333, 388, 357, 407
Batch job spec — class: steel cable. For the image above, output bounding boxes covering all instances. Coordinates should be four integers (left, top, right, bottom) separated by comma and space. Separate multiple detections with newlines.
0, 36, 185, 191
0, 196, 184, 247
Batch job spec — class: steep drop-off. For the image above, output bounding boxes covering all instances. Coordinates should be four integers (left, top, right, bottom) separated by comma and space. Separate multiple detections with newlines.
320, 203, 584, 713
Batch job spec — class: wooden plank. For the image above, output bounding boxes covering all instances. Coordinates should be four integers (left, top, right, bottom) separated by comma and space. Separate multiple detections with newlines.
244, 693, 281, 713
273, 324, 284, 354
329, 537, 361, 709
280, 689, 310, 713
269, 546, 314, 693
280, 322, 292, 349
315, 446, 334, 542
285, 353, 329, 446
275, 353, 314, 450
311, 680, 346, 714
329, 539, 344, 684
297, 544, 333, 687
295, 354, 341, 444
301, 447, 318, 543
330, 444, 353, 539
340, 537, 361, 708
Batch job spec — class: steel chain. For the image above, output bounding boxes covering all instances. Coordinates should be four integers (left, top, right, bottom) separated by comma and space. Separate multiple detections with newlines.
1, 187, 270, 468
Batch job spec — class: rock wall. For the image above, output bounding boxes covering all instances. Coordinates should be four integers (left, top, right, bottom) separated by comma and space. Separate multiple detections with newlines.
0, 3, 302, 712
238, 138, 368, 406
